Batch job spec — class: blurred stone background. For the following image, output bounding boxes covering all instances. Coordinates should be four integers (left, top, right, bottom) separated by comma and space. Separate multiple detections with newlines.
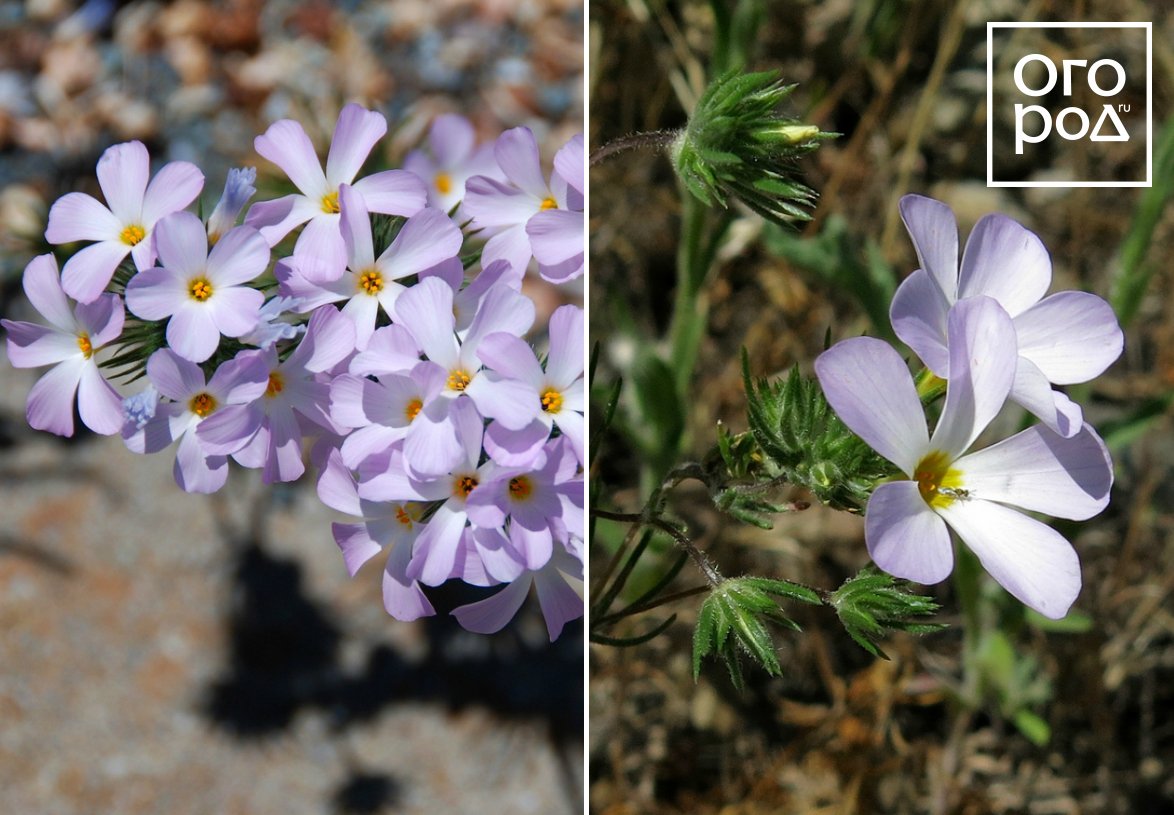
0, 1, 584, 813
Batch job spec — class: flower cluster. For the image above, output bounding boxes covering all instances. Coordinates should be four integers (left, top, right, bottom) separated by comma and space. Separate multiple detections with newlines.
2, 104, 585, 640
815, 195, 1121, 620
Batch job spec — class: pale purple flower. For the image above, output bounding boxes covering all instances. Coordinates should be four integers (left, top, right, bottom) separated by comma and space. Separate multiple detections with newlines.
463, 127, 575, 283
239, 296, 305, 349
465, 436, 580, 571
479, 303, 585, 466
207, 167, 257, 244
358, 399, 521, 587
45, 140, 204, 303
125, 348, 270, 493
403, 113, 501, 213
527, 133, 584, 283
245, 103, 427, 283
815, 296, 1114, 619
196, 306, 355, 483
317, 447, 434, 621
329, 363, 446, 469
276, 186, 462, 349
125, 213, 268, 363
2, 254, 125, 436
893, 194, 1124, 437
393, 276, 539, 476
452, 543, 583, 640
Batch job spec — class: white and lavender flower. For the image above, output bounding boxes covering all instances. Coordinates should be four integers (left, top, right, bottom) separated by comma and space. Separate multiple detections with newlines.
892, 194, 1123, 437
2, 254, 125, 436
45, 140, 204, 303
816, 296, 1113, 619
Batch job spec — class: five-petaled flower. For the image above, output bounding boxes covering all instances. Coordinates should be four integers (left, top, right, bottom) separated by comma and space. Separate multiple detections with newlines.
816, 296, 1114, 619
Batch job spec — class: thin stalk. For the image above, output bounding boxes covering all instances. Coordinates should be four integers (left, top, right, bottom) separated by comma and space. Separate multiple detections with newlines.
953, 545, 984, 707
589, 130, 681, 166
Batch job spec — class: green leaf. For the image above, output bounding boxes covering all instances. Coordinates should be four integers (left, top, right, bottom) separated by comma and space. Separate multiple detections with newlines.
831, 568, 945, 658
1011, 710, 1051, 747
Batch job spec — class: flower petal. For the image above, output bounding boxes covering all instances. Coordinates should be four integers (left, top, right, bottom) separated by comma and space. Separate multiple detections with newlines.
938, 498, 1080, 619
494, 127, 547, 198
325, 103, 387, 186
1009, 356, 1083, 438
814, 336, 927, 475
475, 331, 542, 386
45, 193, 121, 244
167, 303, 221, 362
865, 480, 954, 584
210, 286, 264, 339
930, 296, 1017, 459
153, 211, 208, 277
408, 502, 468, 586
383, 544, 435, 621
1014, 291, 1123, 384
546, 304, 584, 388
957, 214, 1051, 316
890, 268, 950, 376
464, 372, 539, 431
331, 523, 382, 577
21, 254, 74, 331
255, 119, 327, 197
534, 562, 583, 641
429, 113, 474, 166
27, 358, 84, 436
2, 321, 78, 368
243, 194, 318, 247
206, 226, 269, 286
527, 209, 582, 266
61, 240, 131, 304
898, 194, 959, 301
96, 141, 149, 223
141, 161, 204, 226
452, 575, 531, 634
146, 348, 205, 400
173, 430, 228, 493
394, 277, 458, 368
125, 267, 184, 321
76, 362, 124, 436
293, 215, 347, 283
379, 208, 462, 279
338, 184, 374, 271
955, 423, 1112, 520
553, 133, 584, 195
351, 170, 427, 217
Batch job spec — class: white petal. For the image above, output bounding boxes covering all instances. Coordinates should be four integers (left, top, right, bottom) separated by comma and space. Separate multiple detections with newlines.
890, 269, 950, 376
865, 480, 954, 584
1009, 356, 1083, 438
814, 336, 927, 475
930, 297, 1017, 459
1014, 291, 1124, 384
955, 423, 1112, 520
898, 194, 959, 300
938, 499, 1081, 620
957, 214, 1051, 316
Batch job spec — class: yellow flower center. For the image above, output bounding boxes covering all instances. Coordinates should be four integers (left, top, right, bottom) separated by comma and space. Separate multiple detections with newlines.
395, 504, 422, 529
539, 196, 557, 211
405, 398, 423, 423
264, 371, 284, 398
189, 391, 217, 418
453, 474, 479, 499
120, 224, 146, 246
358, 268, 383, 296
77, 334, 93, 358
508, 476, 533, 500
434, 172, 452, 195
447, 369, 471, 392
913, 450, 965, 509
540, 388, 562, 413
188, 277, 213, 302
321, 191, 340, 214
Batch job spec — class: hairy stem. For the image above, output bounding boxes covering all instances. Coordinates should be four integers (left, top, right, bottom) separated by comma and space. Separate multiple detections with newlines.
589, 129, 681, 166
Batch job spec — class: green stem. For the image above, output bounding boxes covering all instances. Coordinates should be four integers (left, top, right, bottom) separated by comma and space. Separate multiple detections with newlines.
953, 546, 984, 707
